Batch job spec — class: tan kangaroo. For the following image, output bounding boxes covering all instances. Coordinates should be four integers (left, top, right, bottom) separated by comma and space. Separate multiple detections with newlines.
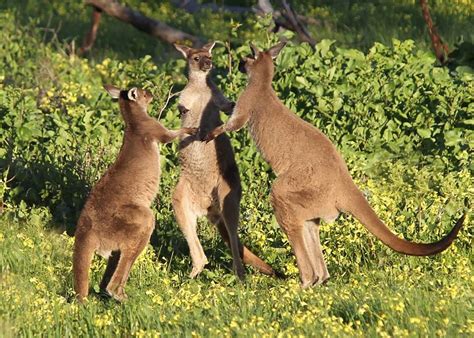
172, 42, 275, 280
73, 85, 196, 302
204, 42, 466, 288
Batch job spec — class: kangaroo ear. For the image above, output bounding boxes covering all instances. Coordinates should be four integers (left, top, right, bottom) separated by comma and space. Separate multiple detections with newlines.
127, 87, 138, 101
268, 41, 286, 59
104, 85, 121, 99
202, 41, 216, 55
249, 42, 260, 58
174, 44, 191, 58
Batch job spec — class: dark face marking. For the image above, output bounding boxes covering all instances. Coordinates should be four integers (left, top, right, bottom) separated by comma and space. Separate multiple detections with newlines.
238, 55, 256, 74
120, 88, 153, 107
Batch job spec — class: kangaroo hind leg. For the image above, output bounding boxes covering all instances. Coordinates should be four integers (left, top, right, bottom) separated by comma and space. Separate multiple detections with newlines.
106, 206, 154, 302
99, 250, 121, 293
304, 219, 329, 285
172, 182, 208, 278
73, 231, 98, 302
271, 180, 316, 288
218, 186, 245, 281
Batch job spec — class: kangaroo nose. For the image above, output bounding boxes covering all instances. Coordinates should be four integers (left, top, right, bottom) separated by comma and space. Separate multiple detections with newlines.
238, 59, 246, 73
201, 59, 212, 70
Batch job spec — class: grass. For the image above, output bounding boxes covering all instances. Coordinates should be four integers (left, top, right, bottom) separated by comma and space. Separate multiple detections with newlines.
0, 210, 472, 336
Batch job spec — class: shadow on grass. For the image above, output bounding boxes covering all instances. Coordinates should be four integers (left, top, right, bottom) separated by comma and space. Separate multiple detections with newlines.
5, 152, 90, 235
149, 217, 238, 277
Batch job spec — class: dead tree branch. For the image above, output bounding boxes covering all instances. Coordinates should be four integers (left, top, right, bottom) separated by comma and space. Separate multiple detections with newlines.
174, 0, 249, 14
79, 6, 102, 55
174, 0, 319, 46
279, 1, 316, 47
420, 0, 448, 64
82, 0, 200, 52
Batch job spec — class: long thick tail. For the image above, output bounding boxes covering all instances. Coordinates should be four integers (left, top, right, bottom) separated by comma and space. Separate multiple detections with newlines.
240, 245, 276, 276
215, 221, 276, 275
343, 189, 465, 256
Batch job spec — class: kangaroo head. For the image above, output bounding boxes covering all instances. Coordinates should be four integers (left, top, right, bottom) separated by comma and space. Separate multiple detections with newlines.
238, 42, 286, 83
103, 85, 153, 123
174, 42, 216, 76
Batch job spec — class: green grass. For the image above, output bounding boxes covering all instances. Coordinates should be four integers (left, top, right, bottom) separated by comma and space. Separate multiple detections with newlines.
0, 207, 472, 336
0, 1, 473, 336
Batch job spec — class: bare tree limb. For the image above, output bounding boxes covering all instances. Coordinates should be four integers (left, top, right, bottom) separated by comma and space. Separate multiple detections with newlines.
256, 0, 274, 14
174, 0, 250, 14
173, 0, 321, 33
79, 6, 102, 55
279, 1, 316, 47
420, 0, 448, 64
83, 0, 200, 49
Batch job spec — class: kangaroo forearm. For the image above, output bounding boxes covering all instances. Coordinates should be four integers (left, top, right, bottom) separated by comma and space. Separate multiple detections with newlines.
158, 129, 180, 143
158, 128, 194, 143
223, 113, 249, 132
204, 113, 248, 142
214, 95, 235, 114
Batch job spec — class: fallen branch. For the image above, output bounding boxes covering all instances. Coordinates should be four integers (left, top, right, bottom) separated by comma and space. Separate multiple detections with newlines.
82, 0, 200, 53
174, 0, 319, 46
420, 0, 448, 64
79, 6, 102, 55
174, 0, 250, 14
279, 1, 316, 47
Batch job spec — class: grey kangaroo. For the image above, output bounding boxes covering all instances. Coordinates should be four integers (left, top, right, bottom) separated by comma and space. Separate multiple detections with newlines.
73, 85, 196, 302
172, 42, 275, 280
204, 42, 465, 288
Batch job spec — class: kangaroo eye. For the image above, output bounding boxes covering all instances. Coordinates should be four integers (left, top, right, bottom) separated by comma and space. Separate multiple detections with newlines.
193, 56, 200, 61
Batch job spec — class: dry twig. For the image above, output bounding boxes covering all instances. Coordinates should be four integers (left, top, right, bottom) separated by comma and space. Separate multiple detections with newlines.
420, 0, 449, 64
157, 86, 181, 120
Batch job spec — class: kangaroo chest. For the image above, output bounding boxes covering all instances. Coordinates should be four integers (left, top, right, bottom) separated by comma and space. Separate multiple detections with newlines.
178, 87, 213, 125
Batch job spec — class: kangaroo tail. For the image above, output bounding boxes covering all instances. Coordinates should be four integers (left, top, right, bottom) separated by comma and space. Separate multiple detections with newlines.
241, 245, 276, 276
343, 188, 465, 256
215, 220, 276, 275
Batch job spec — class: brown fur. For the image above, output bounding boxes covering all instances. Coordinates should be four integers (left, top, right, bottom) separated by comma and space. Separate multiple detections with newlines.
205, 42, 465, 288
173, 42, 275, 279
73, 85, 196, 302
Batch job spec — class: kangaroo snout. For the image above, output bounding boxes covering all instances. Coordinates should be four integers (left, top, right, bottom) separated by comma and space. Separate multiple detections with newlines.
200, 58, 212, 71
238, 59, 247, 74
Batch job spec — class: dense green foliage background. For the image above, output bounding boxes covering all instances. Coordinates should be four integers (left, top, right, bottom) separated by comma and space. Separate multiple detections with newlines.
0, 1, 472, 336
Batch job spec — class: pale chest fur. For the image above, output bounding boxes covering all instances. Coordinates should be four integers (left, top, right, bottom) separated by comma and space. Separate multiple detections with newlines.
178, 86, 213, 124
177, 84, 222, 190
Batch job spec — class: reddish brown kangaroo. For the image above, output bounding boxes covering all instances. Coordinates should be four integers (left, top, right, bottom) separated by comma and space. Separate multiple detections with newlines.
205, 42, 465, 288
172, 42, 275, 280
73, 85, 196, 302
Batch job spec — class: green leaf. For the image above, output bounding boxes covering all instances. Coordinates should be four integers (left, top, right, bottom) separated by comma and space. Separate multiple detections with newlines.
317, 39, 335, 58
417, 128, 431, 138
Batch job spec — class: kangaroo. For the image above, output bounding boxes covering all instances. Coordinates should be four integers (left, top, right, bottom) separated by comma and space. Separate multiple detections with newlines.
73, 85, 196, 302
172, 42, 275, 280
204, 42, 465, 288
